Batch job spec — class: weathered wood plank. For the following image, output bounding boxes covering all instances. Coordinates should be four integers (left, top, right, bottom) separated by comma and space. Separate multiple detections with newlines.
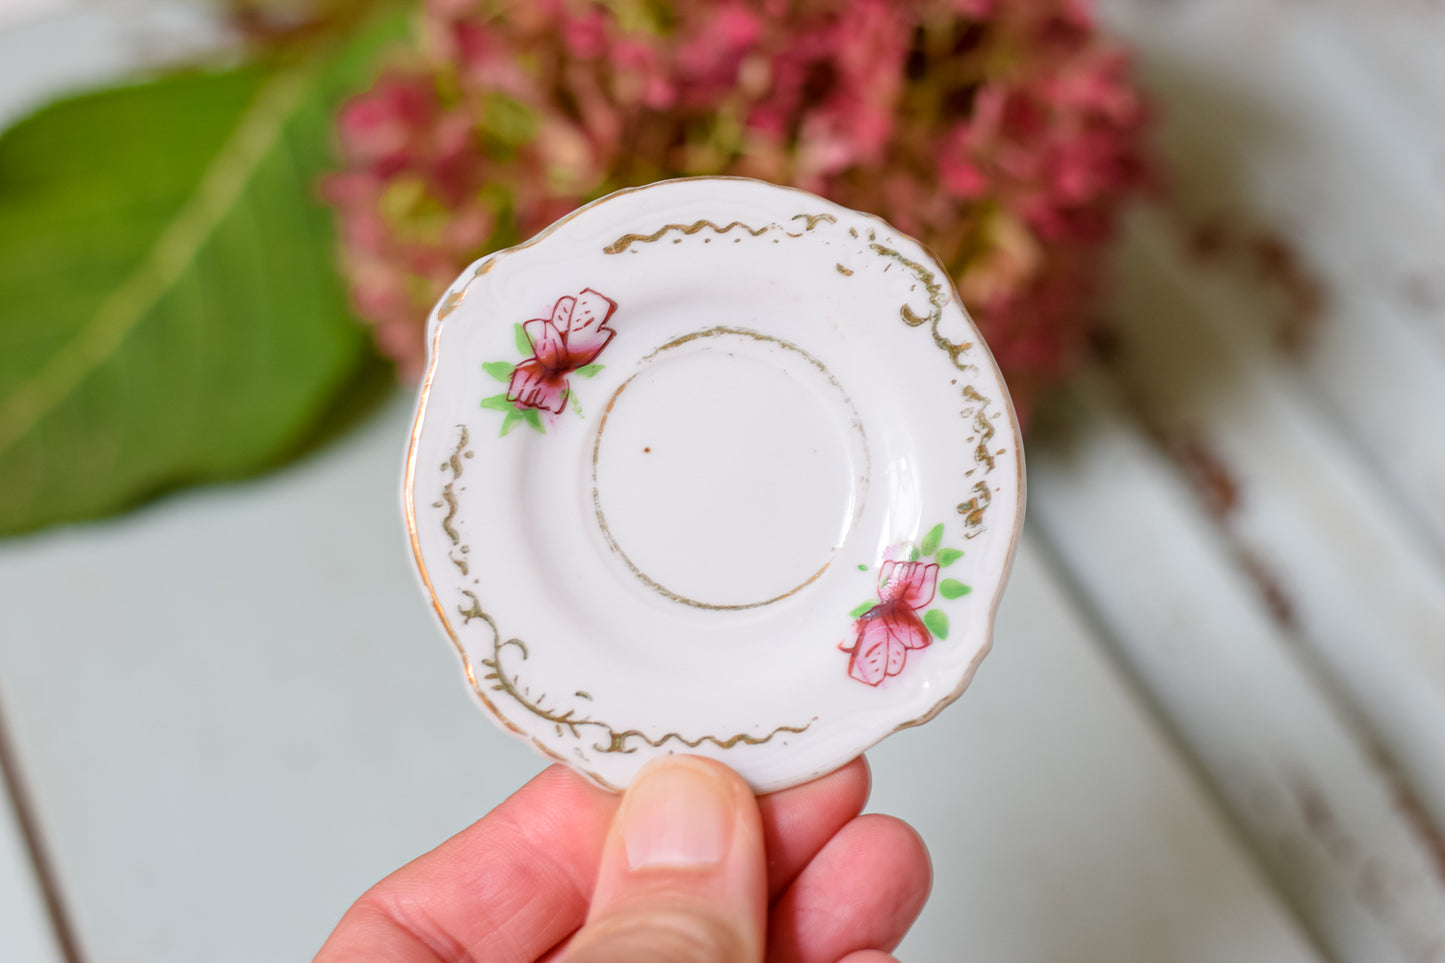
1098, 0, 1445, 552
1029, 373, 1445, 963
1104, 210, 1445, 847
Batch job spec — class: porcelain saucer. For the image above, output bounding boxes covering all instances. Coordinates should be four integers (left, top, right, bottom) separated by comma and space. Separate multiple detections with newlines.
404, 177, 1024, 792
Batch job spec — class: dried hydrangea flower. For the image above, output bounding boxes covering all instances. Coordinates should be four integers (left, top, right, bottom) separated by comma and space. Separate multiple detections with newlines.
324, 0, 1150, 416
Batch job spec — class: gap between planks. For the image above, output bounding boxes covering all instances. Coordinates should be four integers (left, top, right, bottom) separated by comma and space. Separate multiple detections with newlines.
0, 695, 84, 963
1028, 372, 1445, 963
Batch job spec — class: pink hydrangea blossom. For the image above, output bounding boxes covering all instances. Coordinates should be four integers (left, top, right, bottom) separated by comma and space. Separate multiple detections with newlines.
323, 0, 1151, 411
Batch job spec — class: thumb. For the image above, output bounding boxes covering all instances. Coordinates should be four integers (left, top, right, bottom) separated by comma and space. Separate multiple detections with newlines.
562, 756, 766, 963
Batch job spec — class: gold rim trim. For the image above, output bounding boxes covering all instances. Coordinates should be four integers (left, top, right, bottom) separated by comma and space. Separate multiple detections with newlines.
405, 326, 532, 743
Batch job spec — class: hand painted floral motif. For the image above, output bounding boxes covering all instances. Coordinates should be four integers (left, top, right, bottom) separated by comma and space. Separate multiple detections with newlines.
480, 288, 615, 435
842, 523, 972, 685
843, 560, 938, 685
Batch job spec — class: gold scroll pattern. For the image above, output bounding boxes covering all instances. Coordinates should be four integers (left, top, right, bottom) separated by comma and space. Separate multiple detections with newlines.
436, 289, 465, 321
597, 210, 1006, 551
439, 426, 814, 755
867, 241, 974, 373
433, 425, 473, 575
845, 236, 1005, 540
957, 385, 1003, 539
602, 213, 836, 255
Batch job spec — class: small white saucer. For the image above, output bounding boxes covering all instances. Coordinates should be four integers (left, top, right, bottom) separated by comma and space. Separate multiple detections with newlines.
404, 177, 1024, 792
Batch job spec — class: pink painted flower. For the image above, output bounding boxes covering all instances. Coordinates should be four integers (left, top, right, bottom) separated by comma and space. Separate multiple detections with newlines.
842, 560, 940, 686
506, 289, 617, 413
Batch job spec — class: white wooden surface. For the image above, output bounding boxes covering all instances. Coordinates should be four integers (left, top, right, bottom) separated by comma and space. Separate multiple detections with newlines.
1031, 375, 1445, 963
1034, 0, 1445, 960
0, 393, 1322, 963
2, 0, 1444, 961
0, 0, 232, 130
1098, 0, 1445, 547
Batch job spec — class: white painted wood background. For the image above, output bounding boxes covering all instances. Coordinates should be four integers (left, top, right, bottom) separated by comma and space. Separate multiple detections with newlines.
1, 0, 1442, 960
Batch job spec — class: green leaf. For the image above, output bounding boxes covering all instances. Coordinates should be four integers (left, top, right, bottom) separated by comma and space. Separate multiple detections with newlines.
514, 322, 532, 356
936, 548, 963, 567
907, 545, 921, 562
482, 361, 515, 382
857, 563, 868, 571
923, 609, 949, 640
0, 13, 406, 535
569, 390, 584, 417
575, 363, 604, 378
500, 409, 524, 436
939, 579, 971, 600
480, 393, 513, 412
848, 600, 877, 619
521, 407, 545, 434
920, 523, 944, 557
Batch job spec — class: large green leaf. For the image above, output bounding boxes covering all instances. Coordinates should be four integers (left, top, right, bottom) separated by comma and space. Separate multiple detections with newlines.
0, 16, 400, 535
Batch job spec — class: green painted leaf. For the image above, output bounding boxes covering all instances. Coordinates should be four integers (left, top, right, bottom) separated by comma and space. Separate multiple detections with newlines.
907, 545, 921, 562
923, 609, 949, 640
514, 322, 531, 355
482, 361, 514, 382
0, 15, 404, 535
936, 548, 963, 567
857, 563, 868, 571
480, 393, 513, 412
521, 407, 545, 434
848, 600, 876, 619
569, 390, 584, 417
500, 409, 524, 436
920, 523, 944, 557
575, 363, 604, 377
939, 578, 971, 599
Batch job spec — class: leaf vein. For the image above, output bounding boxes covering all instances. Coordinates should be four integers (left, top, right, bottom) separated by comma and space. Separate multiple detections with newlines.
0, 55, 323, 458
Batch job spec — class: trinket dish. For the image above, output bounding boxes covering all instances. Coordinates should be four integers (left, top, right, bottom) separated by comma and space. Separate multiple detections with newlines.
403, 177, 1024, 792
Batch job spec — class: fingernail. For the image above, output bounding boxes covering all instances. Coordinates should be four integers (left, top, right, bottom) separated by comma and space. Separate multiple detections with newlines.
623, 759, 732, 870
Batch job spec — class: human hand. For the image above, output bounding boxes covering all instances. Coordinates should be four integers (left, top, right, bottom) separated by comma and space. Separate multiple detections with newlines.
315, 755, 930, 962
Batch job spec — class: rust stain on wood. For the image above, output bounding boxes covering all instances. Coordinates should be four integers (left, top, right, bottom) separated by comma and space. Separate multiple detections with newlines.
1166, 429, 1298, 628
1171, 429, 1241, 519
1249, 231, 1327, 354
1238, 550, 1297, 630
1394, 781, 1445, 888
1186, 217, 1231, 261
1181, 217, 1328, 354
1369, 742, 1445, 887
